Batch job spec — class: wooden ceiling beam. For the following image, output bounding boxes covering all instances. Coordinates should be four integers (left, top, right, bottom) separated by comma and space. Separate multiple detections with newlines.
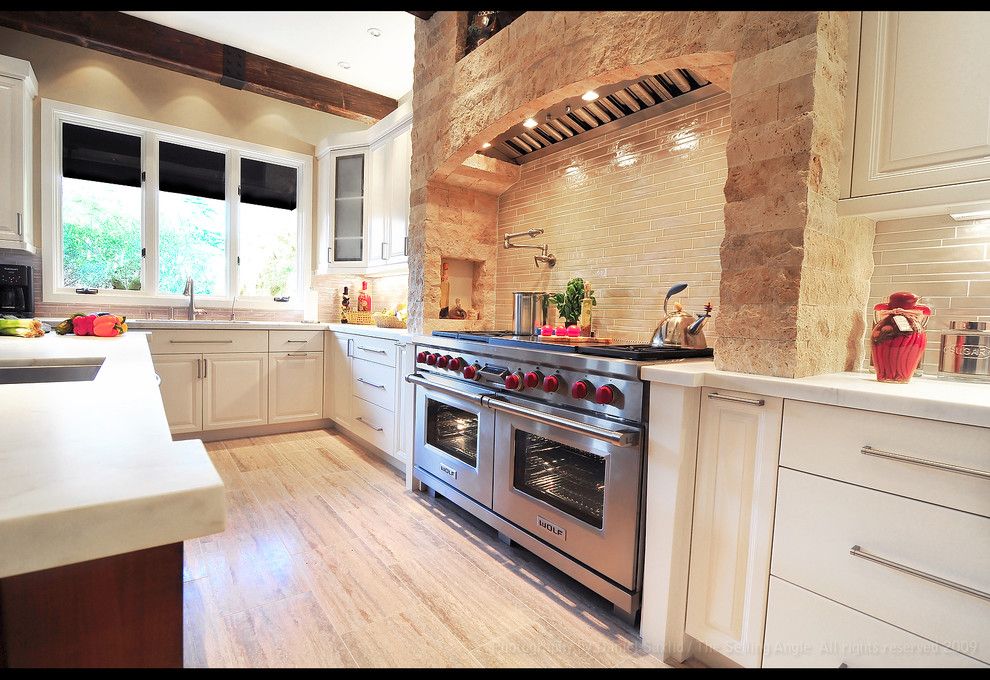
406, 12, 436, 21
0, 11, 397, 123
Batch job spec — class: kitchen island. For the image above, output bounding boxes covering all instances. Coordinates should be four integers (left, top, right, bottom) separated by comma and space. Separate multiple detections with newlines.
0, 331, 225, 668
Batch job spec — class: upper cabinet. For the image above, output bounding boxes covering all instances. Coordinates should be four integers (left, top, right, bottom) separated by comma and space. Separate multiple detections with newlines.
0, 55, 37, 253
841, 12, 990, 216
316, 101, 412, 274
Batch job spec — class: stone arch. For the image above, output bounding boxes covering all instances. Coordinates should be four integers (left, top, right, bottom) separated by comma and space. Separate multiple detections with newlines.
409, 11, 870, 377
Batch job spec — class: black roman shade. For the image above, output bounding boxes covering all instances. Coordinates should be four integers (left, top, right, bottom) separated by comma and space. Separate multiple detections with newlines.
62, 122, 141, 187
240, 158, 297, 211
159, 141, 226, 200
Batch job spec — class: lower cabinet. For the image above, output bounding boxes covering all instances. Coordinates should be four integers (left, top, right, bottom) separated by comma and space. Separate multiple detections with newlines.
685, 388, 784, 668
202, 353, 269, 431
269, 351, 324, 424
154, 354, 203, 434
328, 333, 352, 423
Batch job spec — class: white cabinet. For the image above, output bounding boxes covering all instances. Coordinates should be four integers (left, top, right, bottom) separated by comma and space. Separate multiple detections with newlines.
269, 351, 324, 424
326, 330, 407, 463
316, 101, 412, 275
842, 12, 990, 211
685, 388, 784, 668
202, 352, 269, 431
328, 332, 352, 423
154, 354, 203, 434
0, 55, 37, 253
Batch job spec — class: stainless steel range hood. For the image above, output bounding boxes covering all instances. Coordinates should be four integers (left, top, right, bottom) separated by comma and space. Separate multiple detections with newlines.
480, 68, 720, 164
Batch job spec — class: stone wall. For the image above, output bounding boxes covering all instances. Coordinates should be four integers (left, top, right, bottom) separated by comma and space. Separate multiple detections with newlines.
410, 10, 866, 378
495, 94, 730, 342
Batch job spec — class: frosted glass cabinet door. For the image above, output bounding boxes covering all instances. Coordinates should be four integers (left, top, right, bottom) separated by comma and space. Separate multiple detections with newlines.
851, 11, 990, 196
331, 152, 366, 264
202, 352, 269, 431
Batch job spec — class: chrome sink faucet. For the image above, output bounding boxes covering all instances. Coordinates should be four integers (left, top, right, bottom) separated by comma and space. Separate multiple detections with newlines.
182, 277, 202, 320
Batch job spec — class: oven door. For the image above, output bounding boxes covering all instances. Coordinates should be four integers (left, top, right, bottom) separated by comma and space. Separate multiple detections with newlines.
413, 374, 496, 508
492, 401, 643, 590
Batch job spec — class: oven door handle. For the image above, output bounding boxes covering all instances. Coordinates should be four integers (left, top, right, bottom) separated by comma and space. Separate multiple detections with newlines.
482, 396, 640, 448
405, 373, 487, 407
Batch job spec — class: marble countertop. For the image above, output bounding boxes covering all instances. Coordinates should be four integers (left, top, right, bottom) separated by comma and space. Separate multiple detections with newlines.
70, 318, 325, 331
326, 322, 411, 341
0, 331, 225, 578
641, 359, 990, 428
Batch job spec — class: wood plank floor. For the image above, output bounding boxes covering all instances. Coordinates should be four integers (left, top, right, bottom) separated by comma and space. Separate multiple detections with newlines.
183, 429, 669, 668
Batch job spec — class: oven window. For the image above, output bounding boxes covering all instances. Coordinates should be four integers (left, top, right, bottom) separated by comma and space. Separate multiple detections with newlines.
426, 399, 479, 466
512, 431, 605, 529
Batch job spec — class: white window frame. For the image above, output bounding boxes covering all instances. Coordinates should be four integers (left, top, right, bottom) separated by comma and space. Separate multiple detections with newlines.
41, 99, 312, 310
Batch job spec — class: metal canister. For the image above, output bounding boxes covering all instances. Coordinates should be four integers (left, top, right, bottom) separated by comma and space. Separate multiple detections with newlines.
938, 321, 990, 382
512, 292, 548, 336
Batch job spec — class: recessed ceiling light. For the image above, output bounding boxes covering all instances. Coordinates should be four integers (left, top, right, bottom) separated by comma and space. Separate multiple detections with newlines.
582, 90, 599, 101
523, 118, 538, 129
367, 27, 382, 37
949, 209, 990, 221
481, 142, 492, 149
338, 61, 351, 70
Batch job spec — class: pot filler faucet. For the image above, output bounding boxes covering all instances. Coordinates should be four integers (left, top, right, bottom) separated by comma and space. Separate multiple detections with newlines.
504, 228, 557, 268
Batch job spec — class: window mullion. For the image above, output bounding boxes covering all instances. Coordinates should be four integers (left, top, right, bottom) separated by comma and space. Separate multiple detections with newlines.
228, 149, 240, 303
144, 132, 160, 295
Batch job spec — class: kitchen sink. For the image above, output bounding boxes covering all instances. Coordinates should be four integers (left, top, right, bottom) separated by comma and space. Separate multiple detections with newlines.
0, 357, 105, 385
129, 319, 255, 325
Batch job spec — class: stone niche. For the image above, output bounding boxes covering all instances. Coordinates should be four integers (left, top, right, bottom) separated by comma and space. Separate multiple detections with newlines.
408, 10, 876, 378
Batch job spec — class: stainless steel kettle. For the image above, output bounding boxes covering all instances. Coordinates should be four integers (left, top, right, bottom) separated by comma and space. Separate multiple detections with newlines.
650, 283, 711, 349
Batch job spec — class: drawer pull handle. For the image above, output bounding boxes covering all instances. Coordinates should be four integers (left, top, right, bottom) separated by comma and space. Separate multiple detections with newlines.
860, 446, 990, 481
286, 339, 309, 343
357, 345, 388, 355
707, 392, 765, 407
355, 416, 384, 432
849, 545, 990, 602
287, 352, 309, 357
169, 339, 234, 344
356, 377, 387, 390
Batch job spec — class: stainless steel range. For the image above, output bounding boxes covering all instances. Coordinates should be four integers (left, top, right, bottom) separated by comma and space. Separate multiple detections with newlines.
406, 331, 712, 622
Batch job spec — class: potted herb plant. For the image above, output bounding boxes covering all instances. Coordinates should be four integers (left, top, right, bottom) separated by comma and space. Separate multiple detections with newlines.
550, 277, 596, 327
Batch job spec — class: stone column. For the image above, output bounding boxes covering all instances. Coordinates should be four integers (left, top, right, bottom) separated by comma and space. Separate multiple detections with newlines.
718, 12, 873, 377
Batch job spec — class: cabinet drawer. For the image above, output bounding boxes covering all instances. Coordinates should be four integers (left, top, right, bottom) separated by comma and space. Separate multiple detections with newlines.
763, 577, 984, 668
780, 400, 990, 517
269, 329, 324, 352
147, 329, 268, 354
350, 357, 396, 411
344, 334, 396, 367
772, 468, 990, 662
349, 396, 395, 454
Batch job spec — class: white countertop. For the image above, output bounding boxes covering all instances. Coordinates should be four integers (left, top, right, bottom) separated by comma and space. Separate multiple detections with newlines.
326, 322, 411, 341
0, 332, 225, 578
126, 319, 325, 331
641, 359, 990, 428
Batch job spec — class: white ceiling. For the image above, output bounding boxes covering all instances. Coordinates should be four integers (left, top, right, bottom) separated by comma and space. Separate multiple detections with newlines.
125, 11, 415, 100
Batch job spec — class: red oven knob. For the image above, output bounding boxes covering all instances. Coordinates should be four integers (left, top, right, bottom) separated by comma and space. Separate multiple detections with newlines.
524, 370, 543, 388
595, 384, 617, 405
436, 355, 451, 369
448, 357, 463, 371
416, 351, 428, 363
543, 374, 560, 393
463, 363, 481, 380
426, 353, 438, 366
504, 372, 524, 391
571, 379, 593, 399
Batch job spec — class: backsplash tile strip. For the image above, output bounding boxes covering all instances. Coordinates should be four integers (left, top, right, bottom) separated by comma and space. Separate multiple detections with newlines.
867, 214, 990, 374
495, 93, 730, 343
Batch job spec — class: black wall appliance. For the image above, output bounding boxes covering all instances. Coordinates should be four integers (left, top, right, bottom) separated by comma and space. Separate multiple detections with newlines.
0, 264, 34, 318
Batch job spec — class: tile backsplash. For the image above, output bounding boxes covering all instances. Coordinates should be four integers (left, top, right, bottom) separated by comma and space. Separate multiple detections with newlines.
869, 214, 990, 373
495, 93, 729, 342
0, 248, 409, 324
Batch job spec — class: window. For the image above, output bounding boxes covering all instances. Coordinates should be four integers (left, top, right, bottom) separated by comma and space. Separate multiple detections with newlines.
42, 100, 311, 308
60, 123, 143, 290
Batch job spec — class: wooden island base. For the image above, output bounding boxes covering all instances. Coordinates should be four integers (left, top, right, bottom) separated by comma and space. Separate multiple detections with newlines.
0, 542, 183, 668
